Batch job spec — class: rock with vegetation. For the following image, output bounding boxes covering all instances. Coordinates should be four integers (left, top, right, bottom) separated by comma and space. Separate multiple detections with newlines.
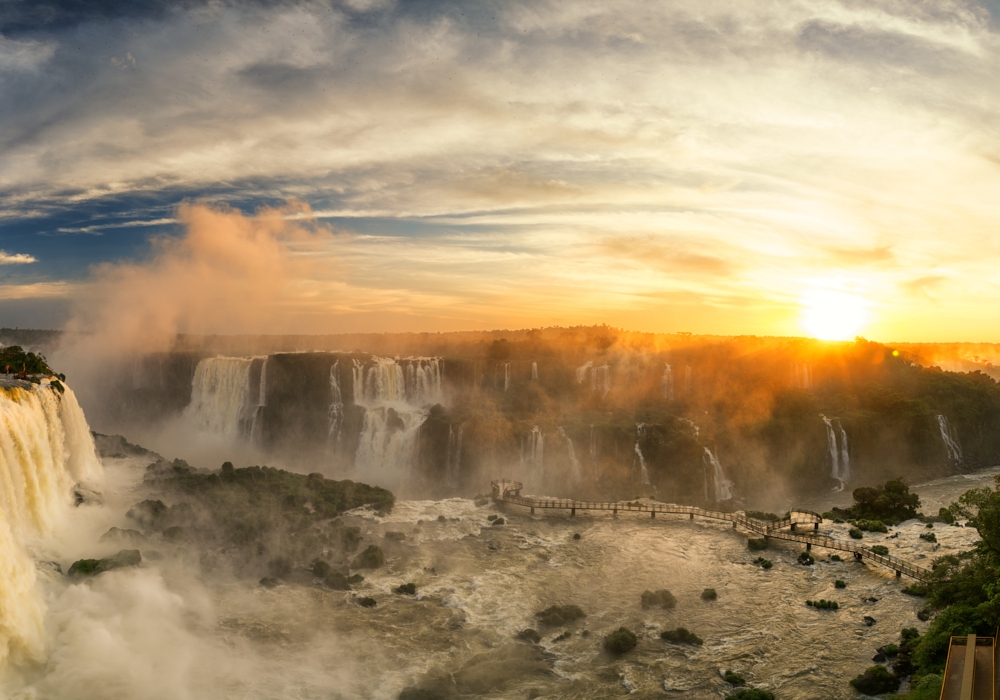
603, 627, 637, 654
99, 527, 146, 545
68, 549, 142, 578
870, 545, 889, 556
358, 596, 377, 608
701, 587, 718, 601
849, 665, 900, 695
640, 589, 677, 609
806, 599, 839, 610
324, 572, 350, 590
753, 557, 772, 569
797, 551, 814, 565
0, 345, 56, 378
385, 531, 406, 541
855, 519, 889, 533
847, 478, 920, 525
723, 670, 745, 686
516, 628, 541, 643
660, 627, 703, 645
725, 690, 774, 700
849, 528, 863, 539
395, 582, 417, 595
920, 532, 937, 542
312, 560, 332, 578
352, 545, 385, 569
535, 604, 586, 626
835, 579, 846, 588
747, 538, 768, 551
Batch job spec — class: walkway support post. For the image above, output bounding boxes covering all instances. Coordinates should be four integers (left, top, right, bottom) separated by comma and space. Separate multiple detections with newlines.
530, 507, 534, 514
651, 511, 655, 519
689, 513, 694, 520
571, 507, 575, 517
791, 523, 796, 531
806, 543, 812, 551
814, 523, 819, 531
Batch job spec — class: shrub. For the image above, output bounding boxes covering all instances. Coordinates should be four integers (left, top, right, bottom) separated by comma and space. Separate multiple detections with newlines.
352, 545, 385, 569
723, 670, 745, 686
938, 507, 955, 524
745, 510, 779, 521
701, 588, 718, 601
572, 533, 581, 540
882, 644, 899, 656
437, 515, 447, 522
901, 627, 920, 642
394, 583, 417, 595
660, 627, 703, 645
903, 583, 928, 597
920, 532, 937, 543
641, 589, 677, 609
895, 673, 942, 700
797, 552, 814, 565
604, 627, 638, 654
870, 545, 889, 556
806, 599, 839, 610
67, 549, 142, 578
536, 604, 586, 626
516, 628, 541, 643
725, 690, 774, 700
553, 631, 571, 642
835, 580, 847, 589
831, 554, 842, 561
856, 519, 889, 533
849, 528, 863, 539
849, 665, 900, 695
753, 557, 773, 569
747, 538, 768, 551
358, 597, 377, 608
917, 608, 930, 621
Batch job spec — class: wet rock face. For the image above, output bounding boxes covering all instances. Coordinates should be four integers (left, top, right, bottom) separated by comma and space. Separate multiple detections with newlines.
68, 549, 142, 578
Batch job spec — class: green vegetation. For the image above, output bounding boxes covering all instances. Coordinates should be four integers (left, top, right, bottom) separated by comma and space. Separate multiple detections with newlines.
747, 538, 768, 551
806, 599, 839, 610
353, 545, 385, 569
358, 597, 377, 608
640, 589, 677, 609
753, 557, 772, 569
701, 587, 718, 601
870, 545, 889, 556
903, 583, 928, 597
660, 627, 703, 645
536, 604, 586, 626
849, 528, 863, 539
835, 580, 846, 588
553, 631, 572, 642
849, 478, 921, 525
888, 673, 942, 700
882, 644, 900, 657
920, 532, 937, 543
855, 519, 889, 533
723, 670, 745, 686
725, 690, 774, 700
797, 551, 814, 565
394, 583, 417, 595
0, 345, 56, 378
516, 628, 541, 643
603, 627, 638, 654
850, 665, 900, 695
831, 554, 842, 561
745, 511, 779, 521
67, 549, 142, 578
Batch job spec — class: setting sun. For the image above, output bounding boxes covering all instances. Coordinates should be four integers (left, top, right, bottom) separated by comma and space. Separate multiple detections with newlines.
800, 288, 870, 340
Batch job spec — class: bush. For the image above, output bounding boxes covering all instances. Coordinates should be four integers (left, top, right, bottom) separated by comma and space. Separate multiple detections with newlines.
797, 552, 814, 565
723, 670, 745, 686
725, 690, 774, 700
358, 597, 377, 607
870, 545, 889, 556
920, 532, 937, 543
806, 599, 839, 610
753, 557, 772, 569
660, 627, 703, 645
892, 673, 942, 700
394, 582, 417, 595
352, 545, 385, 569
835, 580, 847, 588
938, 507, 955, 524
747, 538, 768, 551
67, 549, 142, 578
831, 554, 842, 561
850, 478, 920, 524
536, 604, 586, 626
849, 665, 900, 695
553, 631, 571, 642
572, 533, 581, 540
856, 519, 889, 533
516, 628, 541, 643
903, 583, 928, 597
604, 627, 638, 654
849, 528, 863, 539
701, 588, 718, 601
882, 644, 899, 656
901, 627, 920, 642
641, 589, 677, 609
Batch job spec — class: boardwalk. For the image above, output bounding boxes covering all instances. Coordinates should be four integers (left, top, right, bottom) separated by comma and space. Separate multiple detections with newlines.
491, 480, 934, 582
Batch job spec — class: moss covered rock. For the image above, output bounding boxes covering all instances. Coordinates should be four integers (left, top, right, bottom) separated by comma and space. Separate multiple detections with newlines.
68, 549, 142, 578
352, 545, 385, 569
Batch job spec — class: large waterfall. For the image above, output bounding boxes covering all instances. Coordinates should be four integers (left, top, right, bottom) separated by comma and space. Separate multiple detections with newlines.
185, 357, 256, 438
820, 414, 850, 489
557, 427, 582, 484
702, 448, 734, 501
328, 361, 343, 446
526, 426, 544, 475
634, 424, 650, 486
575, 362, 610, 397
0, 380, 102, 668
936, 415, 963, 463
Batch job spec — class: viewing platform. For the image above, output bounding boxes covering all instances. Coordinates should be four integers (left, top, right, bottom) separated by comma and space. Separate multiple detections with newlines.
490, 480, 934, 582
940, 632, 998, 700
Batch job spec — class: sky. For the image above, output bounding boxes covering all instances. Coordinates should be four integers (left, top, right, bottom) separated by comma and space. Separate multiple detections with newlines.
1, 0, 1000, 342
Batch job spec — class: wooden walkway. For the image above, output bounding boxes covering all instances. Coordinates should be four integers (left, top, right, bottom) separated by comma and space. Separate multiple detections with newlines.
490, 480, 934, 582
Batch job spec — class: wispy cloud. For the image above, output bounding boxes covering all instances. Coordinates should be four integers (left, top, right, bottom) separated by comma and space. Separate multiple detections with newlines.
0, 251, 37, 265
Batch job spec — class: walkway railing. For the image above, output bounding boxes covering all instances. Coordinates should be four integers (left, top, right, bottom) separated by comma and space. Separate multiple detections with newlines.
490, 480, 934, 581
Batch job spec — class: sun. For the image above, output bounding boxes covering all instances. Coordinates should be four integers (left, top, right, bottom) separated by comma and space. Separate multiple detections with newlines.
800, 288, 870, 340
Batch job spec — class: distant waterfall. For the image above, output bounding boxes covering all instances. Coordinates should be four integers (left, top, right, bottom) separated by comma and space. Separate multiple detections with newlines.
185, 357, 256, 437
936, 415, 963, 463
531, 362, 538, 380
494, 362, 511, 392
792, 364, 812, 389
575, 361, 592, 383
328, 361, 343, 446
527, 426, 544, 475
703, 448, 734, 501
820, 414, 850, 489
557, 427, 582, 484
403, 358, 444, 404
662, 363, 674, 400
355, 357, 442, 407
0, 381, 102, 667
634, 423, 650, 485
575, 361, 610, 397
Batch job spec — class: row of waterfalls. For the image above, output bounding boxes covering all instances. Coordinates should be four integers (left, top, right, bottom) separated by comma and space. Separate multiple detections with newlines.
0, 380, 102, 668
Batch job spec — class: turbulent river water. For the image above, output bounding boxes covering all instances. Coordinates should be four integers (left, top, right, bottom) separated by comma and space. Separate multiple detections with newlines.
5, 450, 996, 699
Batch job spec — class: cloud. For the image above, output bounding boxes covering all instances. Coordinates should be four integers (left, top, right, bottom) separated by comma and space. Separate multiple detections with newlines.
0, 250, 37, 265
0, 281, 69, 299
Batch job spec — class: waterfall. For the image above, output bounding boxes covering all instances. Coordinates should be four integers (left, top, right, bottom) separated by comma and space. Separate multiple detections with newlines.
575, 361, 592, 384
531, 362, 538, 380
327, 361, 343, 446
634, 423, 650, 485
557, 427, 582, 484
184, 357, 255, 438
936, 415, 963, 463
662, 363, 674, 400
820, 414, 849, 489
0, 381, 102, 667
403, 358, 443, 404
792, 364, 812, 389
354, 407, 424, 475
593, 365, 610, 397
703, 448, 734, 501
527, 427, 544, 475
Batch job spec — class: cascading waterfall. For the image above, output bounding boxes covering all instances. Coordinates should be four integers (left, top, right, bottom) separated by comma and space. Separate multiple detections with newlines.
327, 361, 343, 446
936, 415, 963, 463
634, 423, 650, 486
249, 357, 268, 445
185, 357, 255, 437
792, 364, 812, 389
557, 427, 582, 484
527, 427, 544, 475
662, 363, 674, 400
531, 362, 538, 380
702, 447, 734, 501
0, 381, 102, 668
404, 359, 444, 404
820, 414, 850, 489
593, 365, 610, 397
575, 362, 592, 384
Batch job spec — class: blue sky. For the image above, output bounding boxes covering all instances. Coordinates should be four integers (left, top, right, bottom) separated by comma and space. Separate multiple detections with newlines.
3, 0, 1000, 340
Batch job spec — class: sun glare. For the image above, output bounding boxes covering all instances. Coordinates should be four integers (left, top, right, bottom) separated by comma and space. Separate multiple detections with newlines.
800, 288, 870, 340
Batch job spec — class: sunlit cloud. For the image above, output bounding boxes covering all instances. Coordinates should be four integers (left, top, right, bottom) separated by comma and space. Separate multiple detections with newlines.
0, 251, 37, 265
